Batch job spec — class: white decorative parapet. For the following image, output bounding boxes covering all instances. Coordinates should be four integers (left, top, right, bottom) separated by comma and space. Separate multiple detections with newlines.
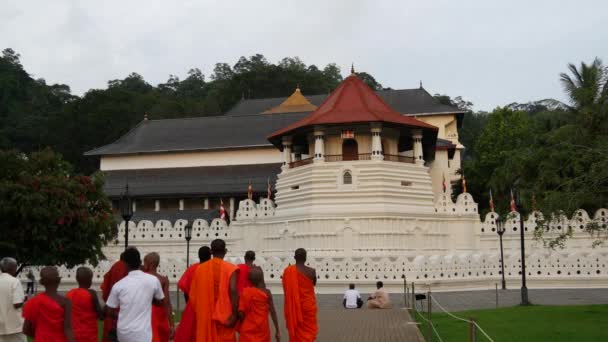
235, 199, 258, 221
434, 192, 478, 215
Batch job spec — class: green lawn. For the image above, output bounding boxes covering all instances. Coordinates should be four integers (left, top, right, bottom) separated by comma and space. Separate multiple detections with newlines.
414, 305, 608, 342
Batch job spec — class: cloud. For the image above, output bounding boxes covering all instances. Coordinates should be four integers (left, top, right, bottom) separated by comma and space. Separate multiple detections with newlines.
1, 0, 606, 110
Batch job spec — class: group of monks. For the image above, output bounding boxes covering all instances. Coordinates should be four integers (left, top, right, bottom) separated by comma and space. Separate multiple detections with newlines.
20, 239, 318, 342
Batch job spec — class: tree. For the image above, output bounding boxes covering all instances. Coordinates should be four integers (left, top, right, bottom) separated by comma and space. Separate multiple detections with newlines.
355, 72, 383, 90
0, 149, 116, 267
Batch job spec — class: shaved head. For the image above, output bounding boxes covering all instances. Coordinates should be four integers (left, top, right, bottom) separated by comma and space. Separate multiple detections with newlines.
144, 252, 160, 268
198, 246, 211, 263
211, 239, 227, 257
248, 266, 264, 286
0, 257, 17, 275
294, 248, 307, 263
40, 266, 61, 289
76, 266, 93, 288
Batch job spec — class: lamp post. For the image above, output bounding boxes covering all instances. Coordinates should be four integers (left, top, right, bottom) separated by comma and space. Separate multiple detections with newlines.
185, 223, 193, 268
516, 191, 530, 305
496, 220, 506, 290
120, 184, 133, 250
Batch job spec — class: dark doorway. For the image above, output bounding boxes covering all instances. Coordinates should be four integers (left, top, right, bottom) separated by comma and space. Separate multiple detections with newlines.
342, 139, 359, 161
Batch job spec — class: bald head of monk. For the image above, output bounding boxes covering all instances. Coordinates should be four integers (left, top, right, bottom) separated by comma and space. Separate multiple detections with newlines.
248, 267, 264, 287
143, 252, 160, 272
211, 239, 227, 258
198, 246, 211, 263
294, 248, 307, 264
0, 257, 18, 276
40, 266, 61, 292
76, 266, 93, 289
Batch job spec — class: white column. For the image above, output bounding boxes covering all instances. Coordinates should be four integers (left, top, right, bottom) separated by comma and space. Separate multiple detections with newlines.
154, 200, 160, 212
282, 136, 292, 169
204, 198, 209, 209
132, 200, 137, 212
412, 130, 424, 165
179, 199, 184, 211
371, 123, 383, 160
313, 127, 325, 162
229, 197, 235, 221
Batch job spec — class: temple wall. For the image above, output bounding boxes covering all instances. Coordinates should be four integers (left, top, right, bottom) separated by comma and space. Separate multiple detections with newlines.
100, 147, 282, 170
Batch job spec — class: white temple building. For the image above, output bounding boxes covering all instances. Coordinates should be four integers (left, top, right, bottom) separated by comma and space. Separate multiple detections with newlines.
65, 72, 608, 293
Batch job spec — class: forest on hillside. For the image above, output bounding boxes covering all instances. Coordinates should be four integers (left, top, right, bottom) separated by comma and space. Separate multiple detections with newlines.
1, 48, 607, 225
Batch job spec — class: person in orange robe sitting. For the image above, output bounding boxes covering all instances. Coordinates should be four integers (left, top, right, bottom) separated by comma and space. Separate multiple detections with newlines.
238, 267, 280, 342
189, 239, 239, 342
100, 251, 129, 342
144, 252, 175, 342
22, 266, 75, 342
66, 267, 103, 342
282, 248, 318, 342
236, 251, 255, 295
174, 246, 211, 342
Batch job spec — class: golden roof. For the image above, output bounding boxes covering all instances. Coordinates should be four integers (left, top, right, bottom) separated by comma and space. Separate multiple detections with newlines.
262, 87, 318, 114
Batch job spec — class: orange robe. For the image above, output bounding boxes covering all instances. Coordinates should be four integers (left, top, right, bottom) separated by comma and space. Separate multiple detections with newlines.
148, 273, 171, 342
100, 260, 128, 342
189, 258, 238, 342
22, 293, 67, 342
174, 263, 200, 342
238, 287, 270, 342
66, 288, 98, 342
282, 265, 318, 342
236, 264, 252, 295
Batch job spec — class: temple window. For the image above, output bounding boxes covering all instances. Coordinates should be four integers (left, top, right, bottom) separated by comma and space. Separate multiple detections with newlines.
343, 171, 353, 185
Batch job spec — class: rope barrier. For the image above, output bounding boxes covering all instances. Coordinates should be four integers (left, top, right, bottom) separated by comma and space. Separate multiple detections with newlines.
415, 300, 444, 342
430, 295, 495, 342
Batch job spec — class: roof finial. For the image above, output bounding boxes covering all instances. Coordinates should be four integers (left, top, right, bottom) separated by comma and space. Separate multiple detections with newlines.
351, 63, 355, 75
296, 83, 300, 91
419, 80, 423, 89
144, 113, 148, 121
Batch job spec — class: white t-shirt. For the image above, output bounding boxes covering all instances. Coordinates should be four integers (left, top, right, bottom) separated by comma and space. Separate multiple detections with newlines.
0, 272, 25, 335
106, 270, 164, 342
343, 289, 361, 309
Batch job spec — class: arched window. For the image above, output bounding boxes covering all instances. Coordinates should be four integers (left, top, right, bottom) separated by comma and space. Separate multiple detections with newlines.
343, 171, 353, 185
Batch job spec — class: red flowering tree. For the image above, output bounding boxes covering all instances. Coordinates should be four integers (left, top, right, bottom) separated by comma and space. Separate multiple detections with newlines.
0, 149, 116, 268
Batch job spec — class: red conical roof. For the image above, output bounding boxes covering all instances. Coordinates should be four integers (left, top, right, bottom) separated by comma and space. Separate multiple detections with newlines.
268, 74, 437, 141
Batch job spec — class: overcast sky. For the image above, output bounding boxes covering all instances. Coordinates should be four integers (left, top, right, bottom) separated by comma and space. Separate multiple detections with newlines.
1, 0, 606, 111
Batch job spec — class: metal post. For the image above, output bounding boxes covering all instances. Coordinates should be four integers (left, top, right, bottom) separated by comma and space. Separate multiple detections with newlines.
427, 290, 432, 342
519, 207, 530, 305
470, 318, 477, 342
124, 219, 129, 250
495, 283, 498, 308
411, 282, 416, 312
498, 226, 506, 290
403, 276, 407, 308
186, 239, 191, 268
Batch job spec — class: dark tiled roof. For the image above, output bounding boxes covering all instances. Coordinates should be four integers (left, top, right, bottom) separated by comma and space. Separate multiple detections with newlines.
226, 88, 463, 116
85, 112, 308, 156
103, 163, 281, 198
125, 209, 219, 224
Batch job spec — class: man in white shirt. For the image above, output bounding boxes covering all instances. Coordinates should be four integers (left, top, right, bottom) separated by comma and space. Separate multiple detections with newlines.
105, 248, 164, 342
343, 283, 363, 309
0, 257, 26, 342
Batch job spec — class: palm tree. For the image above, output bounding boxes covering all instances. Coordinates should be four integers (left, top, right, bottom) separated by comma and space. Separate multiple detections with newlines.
559, 58, 608, 133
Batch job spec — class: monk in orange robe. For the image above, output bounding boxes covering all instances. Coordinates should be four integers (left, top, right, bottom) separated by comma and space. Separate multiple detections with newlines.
189, 239, 239, 342
22, 266, 76, 342
144, 252, 175, 342
282, 248, 318, 342
100, 252, 129, 342
174, 246, 211, 342
236, 251, 256, 295
238, 267, 280, 342
66, 267, 103, 342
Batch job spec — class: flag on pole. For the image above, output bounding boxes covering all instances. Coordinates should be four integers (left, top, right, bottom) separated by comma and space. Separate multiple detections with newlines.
267, 178, 272, 199
442, 173, 447, 193
247, 180, 253, 200
461, 174, 467, 193
219, 198, 227, 221
489, 189, 495, 212
510, 189, 517, 212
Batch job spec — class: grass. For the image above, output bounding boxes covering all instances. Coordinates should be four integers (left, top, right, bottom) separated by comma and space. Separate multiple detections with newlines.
414, 304, 608, 342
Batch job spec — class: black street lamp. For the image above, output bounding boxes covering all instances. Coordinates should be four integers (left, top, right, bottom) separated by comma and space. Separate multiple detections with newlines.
516, 191, 530, 306
120, 184, 133, 250
496, 219, 507, 290
185, 223, 193, 268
